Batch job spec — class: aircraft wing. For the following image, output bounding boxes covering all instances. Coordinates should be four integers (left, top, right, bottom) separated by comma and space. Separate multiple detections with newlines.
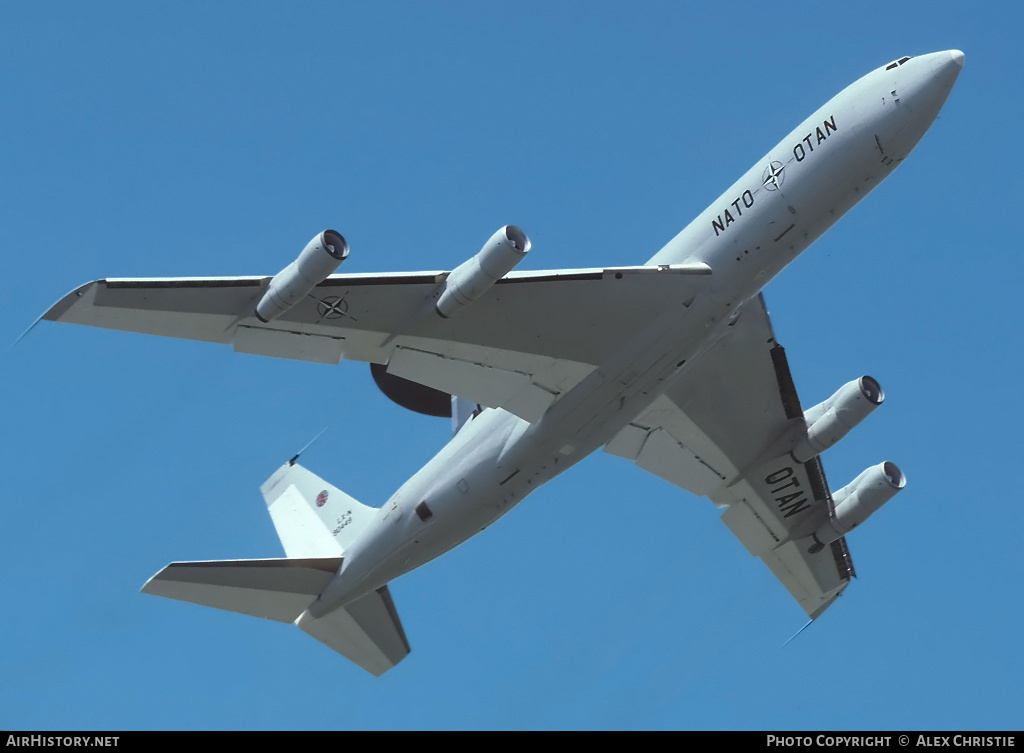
44, 264, 709, 423
605, 294, 855, 618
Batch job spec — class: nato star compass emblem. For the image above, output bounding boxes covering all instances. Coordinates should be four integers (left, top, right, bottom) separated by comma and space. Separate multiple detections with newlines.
762, 160, 785, 191
315, 294, 356, 322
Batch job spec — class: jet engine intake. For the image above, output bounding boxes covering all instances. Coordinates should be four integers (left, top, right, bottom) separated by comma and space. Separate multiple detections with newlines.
791, 376, 884, 462
255, 230, 349, 322
809, 461, 905, 552
435, 225, 530, 318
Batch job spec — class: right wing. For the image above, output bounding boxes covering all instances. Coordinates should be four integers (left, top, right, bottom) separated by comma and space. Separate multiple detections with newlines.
44, 263, 710, 423
605, 295, 854, 618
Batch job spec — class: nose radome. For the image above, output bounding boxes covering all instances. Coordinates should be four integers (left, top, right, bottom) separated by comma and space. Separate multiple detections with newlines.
924, 49, 964, 90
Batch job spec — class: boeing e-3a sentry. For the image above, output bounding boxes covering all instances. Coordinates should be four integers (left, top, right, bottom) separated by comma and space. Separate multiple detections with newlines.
43, 51, 963, 675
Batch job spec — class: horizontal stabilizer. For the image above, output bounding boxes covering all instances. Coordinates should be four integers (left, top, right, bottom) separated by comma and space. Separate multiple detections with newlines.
142, 557, 342, 623
297, 585, 410, 676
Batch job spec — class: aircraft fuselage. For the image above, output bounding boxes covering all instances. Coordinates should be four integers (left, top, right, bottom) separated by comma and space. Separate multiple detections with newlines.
308, 50, 963, 618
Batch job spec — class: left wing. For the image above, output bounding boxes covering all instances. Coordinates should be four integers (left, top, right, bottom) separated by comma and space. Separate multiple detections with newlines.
605, 295, 855, 618
45, 264, 710, 423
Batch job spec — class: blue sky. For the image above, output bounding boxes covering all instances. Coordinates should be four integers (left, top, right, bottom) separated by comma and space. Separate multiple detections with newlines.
2, 1, 1020, 731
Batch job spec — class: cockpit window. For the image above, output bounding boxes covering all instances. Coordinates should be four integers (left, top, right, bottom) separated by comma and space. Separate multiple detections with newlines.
886, 62, 898, 70
898, 56, 912, 65
886, 56, 913, 71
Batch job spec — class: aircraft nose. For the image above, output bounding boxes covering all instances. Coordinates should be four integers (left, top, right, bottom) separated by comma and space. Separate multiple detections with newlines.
877, 50, 963, 159
916, 49, 964, 106
933, 49, 965, 86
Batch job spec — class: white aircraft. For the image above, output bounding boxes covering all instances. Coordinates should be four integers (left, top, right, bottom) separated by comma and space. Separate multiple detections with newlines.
44, 50, 963, 675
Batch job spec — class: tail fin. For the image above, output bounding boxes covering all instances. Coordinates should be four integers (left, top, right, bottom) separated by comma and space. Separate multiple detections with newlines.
143, 558, 410, 675
142, 462, 409, 675
260, 461, 379, 558
451, 395, 483, 434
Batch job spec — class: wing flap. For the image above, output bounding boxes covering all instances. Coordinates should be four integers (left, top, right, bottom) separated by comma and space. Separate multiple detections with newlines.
387, 345, 562, 423
234, 324, 346, 364
632, 427, 724, 498
605, 395, 735, 495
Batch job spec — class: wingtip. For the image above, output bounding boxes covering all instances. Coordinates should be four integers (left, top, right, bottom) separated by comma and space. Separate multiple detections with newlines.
140, 565, 170, 595
41, 280, 103, 323
10, 281, 103, 350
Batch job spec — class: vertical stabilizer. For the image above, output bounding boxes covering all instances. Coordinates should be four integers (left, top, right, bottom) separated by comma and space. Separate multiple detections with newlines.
260, 462, 379, 558
451, 395, 482, 434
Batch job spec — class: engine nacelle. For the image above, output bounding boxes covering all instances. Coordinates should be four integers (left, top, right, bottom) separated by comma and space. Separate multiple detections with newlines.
255, 230, 349, 322
791, 376, 884, 462
435, 225, 530, 318
809, 461, 906, 552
